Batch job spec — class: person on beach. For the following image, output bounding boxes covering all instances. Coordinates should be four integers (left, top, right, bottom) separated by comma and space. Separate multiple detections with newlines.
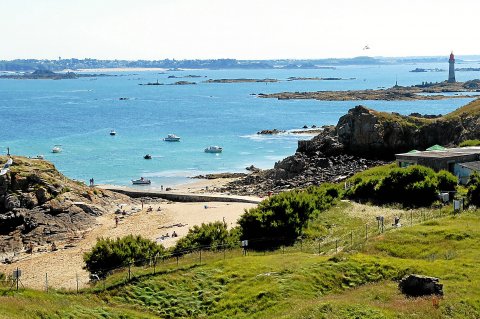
115, 216, 119, 228
51, 242, 57, 251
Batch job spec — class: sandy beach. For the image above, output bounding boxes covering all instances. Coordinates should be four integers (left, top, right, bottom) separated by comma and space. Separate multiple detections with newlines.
0, 179, 258, 290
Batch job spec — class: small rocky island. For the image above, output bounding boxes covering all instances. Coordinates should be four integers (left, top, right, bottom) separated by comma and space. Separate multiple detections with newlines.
258, 80, 480, 101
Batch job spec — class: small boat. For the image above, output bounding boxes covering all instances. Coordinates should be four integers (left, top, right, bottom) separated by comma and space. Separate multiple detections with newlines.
132, 177, 151, 185
163, 134, 181, 142
35, 155, 44, 160
110, 130, 116, 136
204, 146, 223, 153
144, 154, 152, 159
52, 145, 62, 153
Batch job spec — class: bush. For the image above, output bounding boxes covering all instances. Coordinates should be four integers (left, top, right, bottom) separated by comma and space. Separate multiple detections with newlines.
238, 184, 340, 249
459, 139, 480, 147
467, 172, 480, 206
436, 170, 458, 192
172, 221, 240, 256
346, 165, 458, 207
84, 235, 166, 277
0, 272, 4, 281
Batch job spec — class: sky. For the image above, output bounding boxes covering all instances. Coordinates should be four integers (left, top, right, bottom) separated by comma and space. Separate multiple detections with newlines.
1, 0, 479, 60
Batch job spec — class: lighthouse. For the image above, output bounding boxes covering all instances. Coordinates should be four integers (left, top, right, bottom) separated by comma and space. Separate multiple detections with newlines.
448, 52, 456, 83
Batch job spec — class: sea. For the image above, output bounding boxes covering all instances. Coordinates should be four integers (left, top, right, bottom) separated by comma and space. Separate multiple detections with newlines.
1, 62, 480, 188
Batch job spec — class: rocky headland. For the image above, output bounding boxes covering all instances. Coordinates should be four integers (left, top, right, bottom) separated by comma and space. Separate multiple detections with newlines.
0, 156, 131, 255
257, 80, 480, 101
220, 98, 480, 195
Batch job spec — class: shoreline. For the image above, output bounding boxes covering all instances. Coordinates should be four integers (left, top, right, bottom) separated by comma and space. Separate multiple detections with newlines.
0, 177, 259, 290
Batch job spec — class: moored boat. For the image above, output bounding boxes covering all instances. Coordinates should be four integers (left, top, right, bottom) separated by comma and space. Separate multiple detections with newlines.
132, 177, 151, 185
52, 145, 62, 153
204, 146, 223, 153
144, 154, 152, 159
163, 134, 181, 142
110, 130, 116, 136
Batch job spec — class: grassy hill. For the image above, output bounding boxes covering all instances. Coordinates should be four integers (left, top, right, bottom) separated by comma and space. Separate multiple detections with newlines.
1, 201, 479, 318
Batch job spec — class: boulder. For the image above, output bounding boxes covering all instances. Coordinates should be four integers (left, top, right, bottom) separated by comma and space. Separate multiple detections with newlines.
398, 274, 443, 297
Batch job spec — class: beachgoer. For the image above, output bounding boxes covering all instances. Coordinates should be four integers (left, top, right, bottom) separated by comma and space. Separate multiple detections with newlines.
172, 231, 177, 237
115, 216, 119, 228
147, 206, 153, 212
157, 206, 162, 211
51, 242, 57, 251
141, 200, 144, 210
27, 242, 34, 254
161, 185, 163, 191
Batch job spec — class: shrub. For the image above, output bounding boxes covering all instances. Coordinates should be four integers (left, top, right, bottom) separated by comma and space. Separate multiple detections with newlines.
172, 221, 240, 256
467, 171, 480, 206
346, 165, 458, 207
238, 184, 340, 249
84, 235, 165, 277
436, 170, 458, 192
0, 272, 4, 281
459, 139, 480, 147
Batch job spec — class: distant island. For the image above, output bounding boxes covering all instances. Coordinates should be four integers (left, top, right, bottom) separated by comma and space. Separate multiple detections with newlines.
258, 80, 480, 101
287, 77, 355, 81
204, 78, 278, 83
0, 69, 109, 80
2, 55, 480, 72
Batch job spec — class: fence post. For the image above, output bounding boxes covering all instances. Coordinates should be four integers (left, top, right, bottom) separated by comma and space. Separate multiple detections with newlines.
76, 273, 79, 293
154, 256, 157, 275
199, 249, 202, 265
128, 263, 131, 281
410, 211, 413, 226
176, 256, 179, 266
350, 231, 353, 247
365, 224, 368, 241
335, 240, 338, 253
45, 273, 48, 293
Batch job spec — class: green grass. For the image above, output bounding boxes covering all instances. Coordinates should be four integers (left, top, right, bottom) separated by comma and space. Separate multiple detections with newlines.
1, 205, 480, 318
459, 139, 480, 147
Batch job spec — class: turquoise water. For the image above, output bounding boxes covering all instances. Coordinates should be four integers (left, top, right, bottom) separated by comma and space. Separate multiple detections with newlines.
1, 63, 479, 188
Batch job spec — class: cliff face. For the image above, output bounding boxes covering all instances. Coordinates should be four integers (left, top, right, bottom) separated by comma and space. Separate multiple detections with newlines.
302, 99, 480, 159
0, 156, 130, 254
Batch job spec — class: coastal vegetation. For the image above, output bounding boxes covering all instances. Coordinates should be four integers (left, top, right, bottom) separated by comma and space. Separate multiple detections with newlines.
2, 203, 480, 318
238, 184, 340, 248
172, 221, 240, 255
83, 235, 166, 277
345, 165, 457, 207
459, 139, 480, 147
467, 172, 480, 206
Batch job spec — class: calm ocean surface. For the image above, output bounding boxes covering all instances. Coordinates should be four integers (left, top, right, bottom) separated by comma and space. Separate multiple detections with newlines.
1, 62, 479, 188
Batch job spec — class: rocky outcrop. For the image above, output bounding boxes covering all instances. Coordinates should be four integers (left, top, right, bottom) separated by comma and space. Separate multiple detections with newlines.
0, 156, 130, 254
399, 274, 443, 297
221, 99, 480, 195
258, 81, 480, 101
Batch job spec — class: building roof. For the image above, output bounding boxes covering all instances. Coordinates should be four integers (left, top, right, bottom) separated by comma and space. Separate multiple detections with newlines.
396, 146, 480, 159
458, 161, 480, 171
426, 144, 446, 151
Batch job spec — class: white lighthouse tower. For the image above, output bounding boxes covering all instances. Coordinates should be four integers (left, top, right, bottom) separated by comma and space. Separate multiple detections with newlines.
448, 52, 456, 83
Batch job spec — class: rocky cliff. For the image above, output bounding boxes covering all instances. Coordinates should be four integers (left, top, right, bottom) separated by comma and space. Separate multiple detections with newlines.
301, 98, 480, 159
0, 156, 130, 254
223, 98, 480, 195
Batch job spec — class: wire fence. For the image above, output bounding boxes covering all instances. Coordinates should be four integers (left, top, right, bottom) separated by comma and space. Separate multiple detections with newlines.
0, 206, 455, 293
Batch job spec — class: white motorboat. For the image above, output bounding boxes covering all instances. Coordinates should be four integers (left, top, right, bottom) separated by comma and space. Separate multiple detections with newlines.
52, 145, 62, 153
132, 177, 151, 185
204, 146, 223, 153
110, 130, 117, 136
163, 134, 181, 142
